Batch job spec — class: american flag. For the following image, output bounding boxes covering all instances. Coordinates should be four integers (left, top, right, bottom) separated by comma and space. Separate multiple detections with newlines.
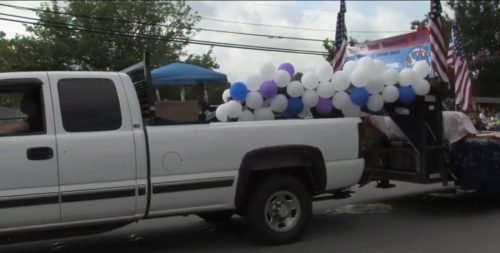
447, 23, 473, 111
332, 0, 347, 72
429, 0, 449, 83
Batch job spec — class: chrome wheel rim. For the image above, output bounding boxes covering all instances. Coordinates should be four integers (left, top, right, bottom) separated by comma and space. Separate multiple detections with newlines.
264, 191, 301, 232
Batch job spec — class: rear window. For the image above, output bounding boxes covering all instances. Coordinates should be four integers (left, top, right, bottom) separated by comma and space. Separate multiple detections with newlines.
58, 78, 122, 132
0, 81, 45, 136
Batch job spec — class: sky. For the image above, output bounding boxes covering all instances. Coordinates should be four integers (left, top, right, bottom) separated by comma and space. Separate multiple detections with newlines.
0, 1, 454, 83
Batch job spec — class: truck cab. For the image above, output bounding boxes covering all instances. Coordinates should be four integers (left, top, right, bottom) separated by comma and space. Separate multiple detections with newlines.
0, 72, 145, 232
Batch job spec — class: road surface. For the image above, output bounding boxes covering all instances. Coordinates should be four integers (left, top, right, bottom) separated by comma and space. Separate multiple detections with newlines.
2, 181, 500, 253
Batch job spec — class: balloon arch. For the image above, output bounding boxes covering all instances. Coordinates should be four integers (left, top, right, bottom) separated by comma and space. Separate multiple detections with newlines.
216, 56, 432, 122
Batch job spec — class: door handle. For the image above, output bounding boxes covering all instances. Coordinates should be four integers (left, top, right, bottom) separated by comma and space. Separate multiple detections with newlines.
27, 147, 54, 160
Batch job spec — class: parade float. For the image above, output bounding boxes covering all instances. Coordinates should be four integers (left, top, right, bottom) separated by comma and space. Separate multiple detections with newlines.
212, 28, 499, 196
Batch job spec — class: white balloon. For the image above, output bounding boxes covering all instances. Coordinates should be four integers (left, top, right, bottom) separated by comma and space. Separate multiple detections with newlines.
350, 66, 371, 87
270, 94, 288, 113
413, 78, 431, 96
298, 106, 313, 119
226, 100, 243, 118
367, 94, 384, 112
343, 60, 357, 74
399, 68, 417, 86
275, 70, 291, 88
365, 75, 385, 95
316, 62, 334, 83
254, 107, 275, 121
262, 99, 271, 108
222, 89, 230, 103
302, 89, 319, 107
317, 82, 335, 98
332, 91, 350, 110
332, 70, 350, 91
383, 68, 399, 86
373, 60, 387, 75
238, 109, 254, 121
342, 103, 362, 117
382, 85, 399, 103
413, 60, 431, 79
260, 62, 276, 79
287, 81, 305, 97
245, 91, 263, 109
245, 74, 263, 91
215, 104, 228, 122
301, 72, 319, 90
357, 56, 375, 70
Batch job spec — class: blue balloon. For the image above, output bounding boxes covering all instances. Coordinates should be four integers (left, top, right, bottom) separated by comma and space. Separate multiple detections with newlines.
286, 97, 303, 116
230, 82, 248, 101
350, 87, 369, 106
399, 86, 416, 104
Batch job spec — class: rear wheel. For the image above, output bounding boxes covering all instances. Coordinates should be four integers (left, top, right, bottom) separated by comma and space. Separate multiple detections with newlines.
244, 175, 312, 245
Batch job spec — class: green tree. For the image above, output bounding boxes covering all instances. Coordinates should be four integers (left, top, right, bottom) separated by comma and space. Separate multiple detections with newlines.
183, 47, 225, 105
184, 47, 220, 69
447, 0, 500, 97
0, 0, 218, 71
323, 37, 359, 63
411, 14, 452, 44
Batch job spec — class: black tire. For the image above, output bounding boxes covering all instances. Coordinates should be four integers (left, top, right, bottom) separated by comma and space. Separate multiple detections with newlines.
244, 175, 312, 245
198, 211, 234, 223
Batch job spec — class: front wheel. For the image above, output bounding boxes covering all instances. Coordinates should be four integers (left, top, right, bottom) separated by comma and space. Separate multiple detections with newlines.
244, 175, 312, 245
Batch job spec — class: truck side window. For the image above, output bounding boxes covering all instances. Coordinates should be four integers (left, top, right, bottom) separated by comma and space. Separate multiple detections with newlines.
0, 84, 45, 136
58, 78, 122, 132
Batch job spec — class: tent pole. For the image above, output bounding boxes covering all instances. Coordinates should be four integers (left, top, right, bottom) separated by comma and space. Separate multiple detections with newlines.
181, 87, 186, 101
155, 88, 161, 101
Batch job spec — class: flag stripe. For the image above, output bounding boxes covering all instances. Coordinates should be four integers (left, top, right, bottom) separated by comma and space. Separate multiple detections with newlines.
332, 0, 347, 72
463, 77, 472, 111
456, 60, 468, 102
332, 40, 347, 71
429, 0, 449, 83
458, 64, 468, 102
448, 22, 473, 111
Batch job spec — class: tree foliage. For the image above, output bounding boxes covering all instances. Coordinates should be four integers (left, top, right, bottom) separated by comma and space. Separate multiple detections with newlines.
184, 47, 220, 70
322, 37, 359, 63
447, 0, 500, 97
0, 0, 219, 71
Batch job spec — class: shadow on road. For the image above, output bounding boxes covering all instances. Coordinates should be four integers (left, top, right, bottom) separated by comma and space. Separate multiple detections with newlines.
2, 187, 500, 253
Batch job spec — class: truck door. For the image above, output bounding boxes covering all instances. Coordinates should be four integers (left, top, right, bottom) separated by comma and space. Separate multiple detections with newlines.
0, 74, 60, 229
49, 73, 138, 222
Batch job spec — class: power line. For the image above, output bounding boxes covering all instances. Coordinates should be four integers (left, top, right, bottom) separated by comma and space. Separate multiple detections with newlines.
200, 16, 334, 32
194, 27, 326, 42
200, 16, 410, 34
234, 2, 337, 12
0, 2, 326, 42
0, 2, 410, 34
0, 14, 328, 56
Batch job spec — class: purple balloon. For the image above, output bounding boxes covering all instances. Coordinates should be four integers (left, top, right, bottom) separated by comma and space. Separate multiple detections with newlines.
316, 97, 333, 115
278, 63, 295, 78
259, 80, 278, 99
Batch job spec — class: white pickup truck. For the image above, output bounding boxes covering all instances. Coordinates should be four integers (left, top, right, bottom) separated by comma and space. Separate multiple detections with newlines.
0, 67, 363, 244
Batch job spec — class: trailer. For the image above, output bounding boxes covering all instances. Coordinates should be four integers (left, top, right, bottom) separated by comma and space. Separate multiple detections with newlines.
351, 31, 500, 195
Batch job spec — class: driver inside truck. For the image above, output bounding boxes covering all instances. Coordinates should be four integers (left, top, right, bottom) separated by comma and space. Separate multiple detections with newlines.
0, 89, 43, 135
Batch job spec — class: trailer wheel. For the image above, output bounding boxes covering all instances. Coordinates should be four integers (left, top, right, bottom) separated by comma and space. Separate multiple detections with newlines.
244, 175, 312, 245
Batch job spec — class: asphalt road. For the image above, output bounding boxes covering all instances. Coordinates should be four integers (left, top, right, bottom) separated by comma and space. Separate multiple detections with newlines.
2, 181, 500, 253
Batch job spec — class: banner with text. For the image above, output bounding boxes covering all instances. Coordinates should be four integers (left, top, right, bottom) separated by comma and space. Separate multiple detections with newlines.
345, 30, 434, 77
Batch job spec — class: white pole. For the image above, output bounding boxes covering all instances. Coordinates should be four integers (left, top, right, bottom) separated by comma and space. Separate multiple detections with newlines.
181, 87, 186, 101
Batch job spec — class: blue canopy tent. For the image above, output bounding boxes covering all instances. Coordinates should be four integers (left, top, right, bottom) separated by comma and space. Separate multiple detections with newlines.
151, 62, 227, 103
151, 63, 227, 86
151, 63, 227, 121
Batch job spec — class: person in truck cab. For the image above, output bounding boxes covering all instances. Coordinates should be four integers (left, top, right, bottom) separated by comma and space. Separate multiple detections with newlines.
0, 90, 43, 135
